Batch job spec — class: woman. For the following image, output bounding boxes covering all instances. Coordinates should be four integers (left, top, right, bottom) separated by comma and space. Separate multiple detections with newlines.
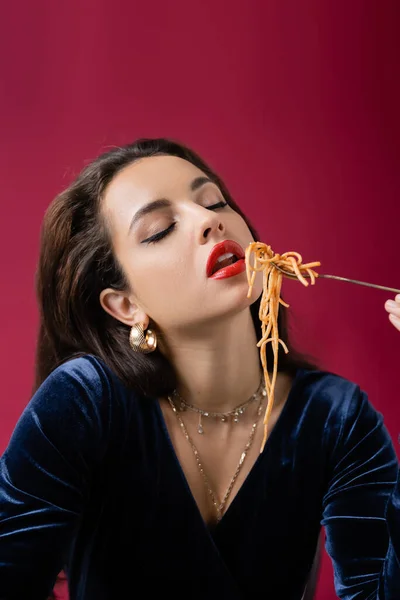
0, 138, 399, 600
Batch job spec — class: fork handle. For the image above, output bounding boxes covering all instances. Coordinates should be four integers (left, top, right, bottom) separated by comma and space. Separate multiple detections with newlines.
318, 274, 400, 294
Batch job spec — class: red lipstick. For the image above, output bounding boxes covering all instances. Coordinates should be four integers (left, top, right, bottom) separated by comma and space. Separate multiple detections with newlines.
206, 240, 246, 280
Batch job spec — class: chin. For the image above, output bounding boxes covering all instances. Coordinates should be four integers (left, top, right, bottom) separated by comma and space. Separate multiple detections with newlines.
219, 278, 262, 316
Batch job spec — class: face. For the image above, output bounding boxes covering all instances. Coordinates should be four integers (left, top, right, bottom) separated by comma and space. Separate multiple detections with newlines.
101, 155, 262, 334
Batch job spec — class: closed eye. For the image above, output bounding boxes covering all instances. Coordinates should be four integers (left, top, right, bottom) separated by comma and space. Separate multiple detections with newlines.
141, 223, 176, 245
207, 201, 228, 210
141, 201, 228, 244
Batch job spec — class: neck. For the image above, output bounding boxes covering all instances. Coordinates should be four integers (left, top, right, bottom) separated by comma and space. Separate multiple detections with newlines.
162, 309, 262, 413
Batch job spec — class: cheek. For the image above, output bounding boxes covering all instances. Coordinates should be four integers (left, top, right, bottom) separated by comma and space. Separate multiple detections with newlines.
231, 214, 256, 247
123, 250, 190, 305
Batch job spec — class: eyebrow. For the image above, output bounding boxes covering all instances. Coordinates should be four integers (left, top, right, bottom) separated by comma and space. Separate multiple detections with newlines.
128, 176, 213, 233
190, 176, 212, 191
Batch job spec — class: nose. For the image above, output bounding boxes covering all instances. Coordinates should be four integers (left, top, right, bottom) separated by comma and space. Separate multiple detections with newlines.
198, 208, 225, 244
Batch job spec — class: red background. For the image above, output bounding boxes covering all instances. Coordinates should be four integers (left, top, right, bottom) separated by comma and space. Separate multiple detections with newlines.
1, 1, 399, 598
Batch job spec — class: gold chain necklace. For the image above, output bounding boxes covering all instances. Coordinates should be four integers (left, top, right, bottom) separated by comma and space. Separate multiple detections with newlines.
167, 393, 264, 523
172, 376, 266, 434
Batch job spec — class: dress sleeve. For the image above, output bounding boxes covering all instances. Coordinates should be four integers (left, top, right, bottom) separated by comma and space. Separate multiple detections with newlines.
0, 356, 111, 600
321, 386, 400, 599
380, 465, 400, 599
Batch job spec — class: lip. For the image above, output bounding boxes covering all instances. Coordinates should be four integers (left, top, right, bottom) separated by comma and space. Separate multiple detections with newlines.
206, 240, 246, 279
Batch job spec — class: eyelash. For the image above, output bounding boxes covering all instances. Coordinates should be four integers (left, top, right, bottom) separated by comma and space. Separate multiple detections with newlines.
141, 201, 228, 245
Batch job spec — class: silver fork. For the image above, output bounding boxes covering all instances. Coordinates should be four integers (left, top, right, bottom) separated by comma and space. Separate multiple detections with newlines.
271, 263, 400, 294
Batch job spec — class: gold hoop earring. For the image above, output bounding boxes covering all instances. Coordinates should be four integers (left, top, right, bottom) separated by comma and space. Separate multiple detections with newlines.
129, 324, 157, 354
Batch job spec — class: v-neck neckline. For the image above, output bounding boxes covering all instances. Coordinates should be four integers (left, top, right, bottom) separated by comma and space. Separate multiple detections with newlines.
154, 368, 305, 533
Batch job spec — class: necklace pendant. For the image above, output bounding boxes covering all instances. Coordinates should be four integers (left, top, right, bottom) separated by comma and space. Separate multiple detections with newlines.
221, 416, 227, 422
233, 412, 239, 423
198, 414, 204, 434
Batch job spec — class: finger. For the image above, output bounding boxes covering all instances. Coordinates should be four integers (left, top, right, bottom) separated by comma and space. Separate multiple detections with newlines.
389, 313, 400, 332
385, 299, 400, 317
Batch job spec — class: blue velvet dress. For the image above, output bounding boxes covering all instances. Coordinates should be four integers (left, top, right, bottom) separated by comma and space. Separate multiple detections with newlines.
0, 355, 399, 599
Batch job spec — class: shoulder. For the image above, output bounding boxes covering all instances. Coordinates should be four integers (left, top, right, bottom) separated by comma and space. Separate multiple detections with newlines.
5, 355, 140, 464
295, 369, 395, 463
44, 353, 114, 388
295, 367, 364, 411
294, 368, 386, 439
26, 354, 136, 433
1, 357, 131, 485
38, 354, 129, 403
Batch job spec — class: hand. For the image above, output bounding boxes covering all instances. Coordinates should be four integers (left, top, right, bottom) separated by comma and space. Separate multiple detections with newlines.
385, 295, 400, 332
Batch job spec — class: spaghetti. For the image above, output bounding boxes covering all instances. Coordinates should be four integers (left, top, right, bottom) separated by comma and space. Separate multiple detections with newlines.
245, 242, 321, 452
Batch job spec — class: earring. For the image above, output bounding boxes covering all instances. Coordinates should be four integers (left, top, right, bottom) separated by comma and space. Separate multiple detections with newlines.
129, 323, 157, 354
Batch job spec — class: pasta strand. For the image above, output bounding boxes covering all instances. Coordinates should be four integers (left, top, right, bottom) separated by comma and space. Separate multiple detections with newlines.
245, 242, 321, 452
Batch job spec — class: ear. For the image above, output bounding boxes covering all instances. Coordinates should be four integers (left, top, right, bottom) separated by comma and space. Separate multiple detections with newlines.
99, 288, 149, 329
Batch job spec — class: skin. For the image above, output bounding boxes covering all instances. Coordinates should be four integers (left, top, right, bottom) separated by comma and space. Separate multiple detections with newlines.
99, 154, 400, 525
385, 295, 400, 332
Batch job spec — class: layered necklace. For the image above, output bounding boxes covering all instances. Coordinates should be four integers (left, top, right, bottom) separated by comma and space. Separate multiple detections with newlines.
167, 376, 267, 522
171, 376, 267, 434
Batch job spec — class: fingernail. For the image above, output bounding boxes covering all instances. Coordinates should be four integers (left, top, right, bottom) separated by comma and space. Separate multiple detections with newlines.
389, 313, 400, 323
386, 300, 397, 309
396, 294, 400, 303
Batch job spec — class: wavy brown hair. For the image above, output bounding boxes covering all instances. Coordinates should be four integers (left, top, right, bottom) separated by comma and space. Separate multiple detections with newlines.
34, 137, 314, 398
